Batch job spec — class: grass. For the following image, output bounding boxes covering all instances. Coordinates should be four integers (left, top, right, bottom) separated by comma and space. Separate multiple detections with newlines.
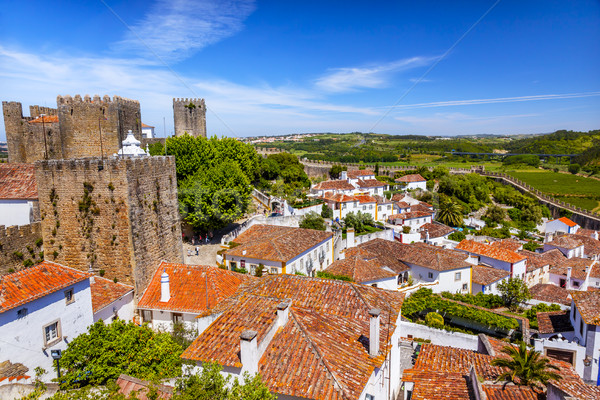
554, 196, 600, 212
506, 170, 600, 196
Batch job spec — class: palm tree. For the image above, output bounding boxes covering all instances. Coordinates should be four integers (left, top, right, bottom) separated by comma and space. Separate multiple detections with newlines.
491, 342, 562, 391
436, 198, 463, 227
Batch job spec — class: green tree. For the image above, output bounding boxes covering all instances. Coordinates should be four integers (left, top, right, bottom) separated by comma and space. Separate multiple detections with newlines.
425, 312, 444, 329
328, 164, 346, 179
448, 231, 466, 242
299, 212, 326, 231
374, 163, 380, 176
491, 342, 561, 391
320, 203, 333, 219
484, 205, 507, 224
568, 163, 581, 174
59, 320, 183, 389
523, 241, 540, 252
172, 363, 276, 400
436, 198, 463, 227
498, 278, 531, 311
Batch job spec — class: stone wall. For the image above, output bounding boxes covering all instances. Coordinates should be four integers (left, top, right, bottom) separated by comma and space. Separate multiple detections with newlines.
173, 98, 206, 137
0, 222, 43, 275
3, 95, 142, 163
35, 156, 183, 295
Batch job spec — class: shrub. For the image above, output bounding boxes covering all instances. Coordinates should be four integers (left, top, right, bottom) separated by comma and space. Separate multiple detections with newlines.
316, 270, 353, 282
568, 163, 581, 174
448, 231, 466, 242
425, 312, 444, 329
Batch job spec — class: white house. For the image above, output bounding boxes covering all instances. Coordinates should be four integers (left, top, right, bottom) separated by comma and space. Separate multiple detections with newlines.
518, 248, 566, 286
354, 178, 388, 196
321, 192, 361, 221
223, 225, 334, 276
90, 276, 134, 323
374, 195, 394, 222
548, 258, 599, 291
394, 173, 427, 191
387, 211, 433, 232
419, 222, 455, 246
360, 240, 472, 294
141, 123, 155, 138
345, 169, 376, 183
137, 261, 254, 332
456, 239, 527, 280
546, 217, 579, 235
471, 264, 510, 295
0, 163, 38, 227
353, 194, 378, 221
544, 235, 586, 259
181, 274, 407, 400
310, 179, 355, 197
311, 169, 388, 197
0, 261, 94, 382
326, 246, 410, 290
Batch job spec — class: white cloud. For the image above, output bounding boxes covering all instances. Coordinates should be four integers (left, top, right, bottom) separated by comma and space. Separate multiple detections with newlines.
114, 0, 256, 61
315, 57, 436, 93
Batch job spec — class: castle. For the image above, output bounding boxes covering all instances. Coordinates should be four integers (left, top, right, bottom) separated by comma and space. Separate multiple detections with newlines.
2, 95, 142, 163
173, 98, 206, 137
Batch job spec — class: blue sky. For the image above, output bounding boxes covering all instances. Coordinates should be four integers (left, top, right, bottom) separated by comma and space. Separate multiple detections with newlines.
1, 0, 599, 140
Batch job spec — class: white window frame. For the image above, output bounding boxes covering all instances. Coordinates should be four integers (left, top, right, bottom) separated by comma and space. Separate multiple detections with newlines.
455, 272, 462, 281
141, 309, 153, 323
43, 319, 61, 347
65, 288, 74, 305
270, 267, 278, 274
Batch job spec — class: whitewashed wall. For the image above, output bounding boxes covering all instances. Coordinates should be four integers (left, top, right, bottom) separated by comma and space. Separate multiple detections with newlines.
399, 320, 479, 350
407, 263, 471, 294
0, 279, 93, 382
93, 290, 134, 323
0, 200, 35, 227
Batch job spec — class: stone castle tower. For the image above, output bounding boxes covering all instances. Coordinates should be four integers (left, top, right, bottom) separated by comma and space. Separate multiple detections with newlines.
35, 156, 184, 295
173, 98, 206, 137
2, 95, 142, 163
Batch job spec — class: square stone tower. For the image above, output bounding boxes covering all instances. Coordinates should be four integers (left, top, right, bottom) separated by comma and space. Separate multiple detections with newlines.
34, 156, 183, 295
173, 98, 206, 137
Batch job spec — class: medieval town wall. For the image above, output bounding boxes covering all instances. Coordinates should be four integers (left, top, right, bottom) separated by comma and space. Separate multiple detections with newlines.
0, 222, 43, 276
173, 98, 206, 137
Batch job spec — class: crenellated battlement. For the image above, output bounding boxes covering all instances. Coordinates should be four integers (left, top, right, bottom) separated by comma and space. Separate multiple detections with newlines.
0, 222, 41, 239
56, 94, 140, 105
173, 97, 207, 137
173, 98, 205, 104
29, 105, 57, 117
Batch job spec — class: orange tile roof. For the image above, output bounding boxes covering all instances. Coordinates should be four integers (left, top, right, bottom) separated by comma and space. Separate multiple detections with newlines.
420, 222, 454, 240
137, 262, 254, 313
409, 203, 433, 213
573, 233, 600, 256
570, 290, 600, 325
529, 283, 571, 306
360, 239, 471, 272
0, 163, 38, 200
471, 264, 510, 286
536, 310, 572, 334
394, 201, 411, 209
482, 384, 540, 400
456, 239, 526, 264
27, 115, 59, 124
347, 169, 374, 179
388, 210, 432, 220
545, 234, 585, 250
490, 238, 523, 252
353, 194, 376, 204
90, 277, 133, 313
313, 180, 355, 191
548, 257, 596, 280
549, 378, 600, 400
355, 179, 386, 188
226, 225, 332, 263
391, 193, 408, 202
321, 192, 356, 203
326, 249, 399, 283
401, 369, 471, 400
0, 261, 91, 313
0, 360, 29, 380
182, 274, 404, 400
140, 123, 154, 128
551, 217, 578, 227
518, 248, 566, 273
395, 173, 426, 183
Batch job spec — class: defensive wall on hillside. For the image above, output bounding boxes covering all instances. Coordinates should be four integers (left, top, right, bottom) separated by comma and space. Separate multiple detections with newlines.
0, 222, 42, 275
35, 156, 183, 295
3, 95, 142, 163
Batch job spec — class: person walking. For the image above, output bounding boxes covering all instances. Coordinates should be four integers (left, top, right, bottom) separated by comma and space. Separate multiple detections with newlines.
195, 246, 199, 256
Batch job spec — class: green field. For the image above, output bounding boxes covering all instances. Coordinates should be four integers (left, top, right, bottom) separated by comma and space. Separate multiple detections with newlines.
554, 196, 600, 213
506, 171, 600, 196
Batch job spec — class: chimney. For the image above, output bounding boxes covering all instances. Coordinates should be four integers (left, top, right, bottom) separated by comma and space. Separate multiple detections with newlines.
425, 229, 430, 243
88, 264, 95, 284
369, 308, 381, 356
566, 267, 572, 290
340, 170, 347, 181
583, 263, 593, 290
277, 301, 290, 327
160, 270, 170, 302
347, 228, 355, 249
240, 330, 258, 375
593, 231, 599, 241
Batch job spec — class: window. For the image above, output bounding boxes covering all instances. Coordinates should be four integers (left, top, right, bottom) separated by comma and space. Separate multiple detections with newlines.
326, 242, 330, 252
65, 288, 74, 304
378, 206, 382, 211
455, 272, 462, 281
580, 319, 584, 336
270, 267, 278, 274
462, 283, 468, 291
230, 261, 237, 270
250, 264, 257, 275
17, 308, 28, 318
240, 260, 246, 269
369, 205, 373, 210
573, 281, 580, 288
300, 259, 304, 269
428, 272, 433, 279
363, 206, 366, 211
366, 394, 375, 400
289, 263, 295, 273
342, 204, 346, 209
141, 310, 152, 323
371, 283, 378, 288
172, 313, 183, 324
43, 320, 61, 346
387, 205, 391, 210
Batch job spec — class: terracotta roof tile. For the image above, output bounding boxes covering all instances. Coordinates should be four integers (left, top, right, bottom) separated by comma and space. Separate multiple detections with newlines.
347, 169, 374, 179
570, 290, 600, 325
0, 261, 91, 313
353, 194, 376, 204
410, 203, 434, 213
321, 192, 356, 203
137, 262, 254, 313
548, 258, 596, 280
140, 123, 154, 128
325, 248, 402, 283
545, 235, 584, 250
0, 360, 29, 380
577, 229, 599, 238
536, 310, 572, 334
0, 163, 38, 200
551, 217, 578, 227
529, 283, 571, 306
573, 233, 600, 256
391, 193, 407, 202
549, 378, 600, 400
394, 201, 411, 209
356, 179, 386, 188
27, 115, 59, 124
420, 222, 454, 240
471, 264, 510, 286
482, 384, 541, 400
395, 174, 426, 183
518, 249, 566, 273
227, 225, 332, 263
401, 369, 472, 400
457, 239, 526, 264
90, 277, 133, 313
490, 239, 523, 252
388, 210, 432, 221
313, 180, 355, 191
182, 274, 404, 400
